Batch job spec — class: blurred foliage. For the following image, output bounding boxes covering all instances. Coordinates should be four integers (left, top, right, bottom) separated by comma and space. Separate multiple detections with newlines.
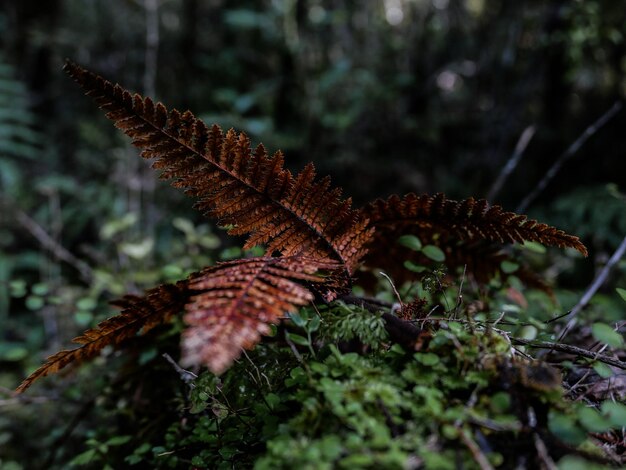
541, 184, 626, 250
1, 0, 626, 468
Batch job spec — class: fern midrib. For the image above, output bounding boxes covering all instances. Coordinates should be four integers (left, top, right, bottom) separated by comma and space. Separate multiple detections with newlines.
16, 302, 174, 393
81, 303, 171, 347
131, 109, 353, 272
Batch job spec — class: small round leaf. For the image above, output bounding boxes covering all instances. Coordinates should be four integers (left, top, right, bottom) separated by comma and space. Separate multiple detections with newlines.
422, 245, 445, 262
397, 235, 422, 251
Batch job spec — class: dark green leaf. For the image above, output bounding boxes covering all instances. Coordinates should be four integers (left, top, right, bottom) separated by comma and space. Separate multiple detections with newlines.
500, 260, 519, 274
397, 235, 422, 251
591, 323, 623, 348
548, 412, 587, 445
601, 402, 626, 428
422, 245, 445, 262
286, 332, 310, 346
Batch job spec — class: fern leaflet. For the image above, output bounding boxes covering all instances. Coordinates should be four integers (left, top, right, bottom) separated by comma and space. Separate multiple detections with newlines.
16, 282, 188, 393
182, 256, 340, 374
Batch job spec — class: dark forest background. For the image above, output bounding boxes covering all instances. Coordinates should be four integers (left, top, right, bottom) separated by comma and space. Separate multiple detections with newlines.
1, 1, 625, 468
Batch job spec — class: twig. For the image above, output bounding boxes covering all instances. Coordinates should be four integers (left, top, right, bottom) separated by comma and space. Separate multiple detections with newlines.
511, 337, 626, 370
242, 349, 271, 389
454, 265, 467, 318
468, 415, 522, 433
517, 101, 622, 213
42, 396, 96, 469
458, 427, 495, 470
0, 396, 50, 406
380, 272, 403, 305
557, 234, 626, 341
284, 331, 305, 365
11, 204, 94, 282
487, 125, 536, 201
162, 353, 197, 386
533, 432, 558, 469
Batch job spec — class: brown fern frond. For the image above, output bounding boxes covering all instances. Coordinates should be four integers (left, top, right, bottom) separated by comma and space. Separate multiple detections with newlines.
15, 282, 189, 393
182, 256, 341, 374
63, 61, 371, 274
362, 193, 588, 256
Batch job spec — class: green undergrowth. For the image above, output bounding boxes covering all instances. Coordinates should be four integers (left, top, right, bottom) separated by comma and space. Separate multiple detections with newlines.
74, 300, 622, 469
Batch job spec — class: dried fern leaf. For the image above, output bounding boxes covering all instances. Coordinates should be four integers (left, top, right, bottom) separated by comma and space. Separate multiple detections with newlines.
182, 256, 339, 374
16, 282, 188, 393
63, 61, 371, 274
363, 192, 587, 256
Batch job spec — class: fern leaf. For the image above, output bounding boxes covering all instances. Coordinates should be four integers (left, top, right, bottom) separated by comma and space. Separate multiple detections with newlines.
15, 282, 188, 393
362, 193, 587, 256
182, 256, 340, 374
63, 61, 371, 274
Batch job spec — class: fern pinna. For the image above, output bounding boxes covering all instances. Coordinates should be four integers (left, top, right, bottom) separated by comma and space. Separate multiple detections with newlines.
16, 62, 587, 392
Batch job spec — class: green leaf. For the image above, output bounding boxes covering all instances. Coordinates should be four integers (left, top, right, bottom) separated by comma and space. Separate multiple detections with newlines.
522, 241, 547, 254
285, 332, 309, 346
308, 315, 321, 333
591, 323, 624, 348
265, 393, 280, 409
31, 282, 49, 296
592, 361, 614, 378
398, 235, 422, 251
403, 260, 426, 273
616, 287, 626, 302
601, 401, 626, 428
74, 311, 93, 327
120, 238, 154, 259
490, 392, 511, 413
578, 407, 611, 433
415, 352, 440, 366
100, 213, 138, 240
288, 312, 307, 328
0, 344, 28, 361
70, 448, 98, 466
105, 435, 132, 446
556, 456, 606, 470
422, 245, 445, 262
9, 279, 26, 297
500, 260, 519, 274
76, 297, 97, 311
161, 264, 183, 279
25, 295, 44, 311
548, 412, 587, 445
172, 217, 195, 236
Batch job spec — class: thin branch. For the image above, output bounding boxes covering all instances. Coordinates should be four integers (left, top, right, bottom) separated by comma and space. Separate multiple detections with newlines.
2, 198, 94, 282
458, 427, 495, 470
517, 101, 622, 213
557, 234, 626, 341
511, 337, 626, 370
42, 396, 96, 469
380, 272, 403, 305
487, 125, 536, 201
468, 415, 522, 433
162, 353, 197, 386
284, 330, 305, 365
529, 406, 557, 470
